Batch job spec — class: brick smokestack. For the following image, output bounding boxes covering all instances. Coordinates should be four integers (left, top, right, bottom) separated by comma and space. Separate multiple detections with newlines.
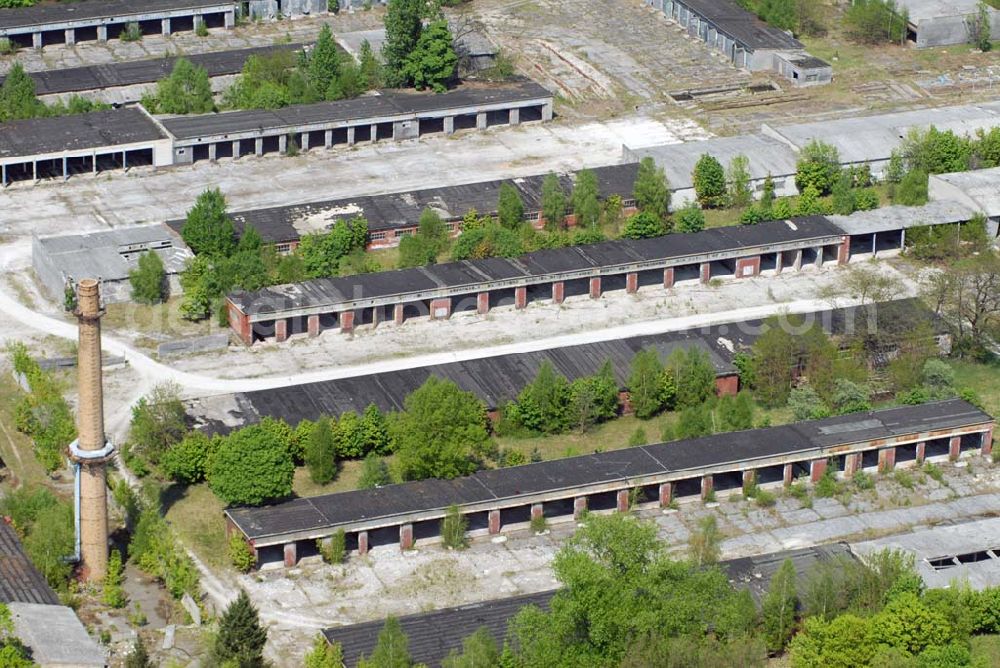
74, 279, 110, 581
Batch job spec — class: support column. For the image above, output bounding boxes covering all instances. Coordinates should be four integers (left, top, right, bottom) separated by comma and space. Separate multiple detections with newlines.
370, 124, 378, 143
208, 143, 217, 162
837, 236, 850, 264
701, 475, 714, 501
255, 137, 263, 156
274, 318, 288, 343
699, 262, 711, 284
663, 267, 674, 288
347, 127, 356, 145
399, 523, 414, 551
97, 25, 107, 42
123, 150, 127, 170
283, 542, 297, 567
444, 116, 455, 134
815, 247, 824, 269
225, 10, 235, 28
551, 281, 565, 304
510, 108, 520, 125
783, 463, 794, 487
625, 272, 638, 294
530, 503, 543, 522
589, 277, 602, 299
982, 427, 994, 457
307, 314, 320, 337
488, 509, 501, 535
573, 496, 588, 519
340, 310, 355, 334
394, 303, 405, 325
514, 286, 527, 309
161, 18, 171, 35
301, 133, 310, 151
915, 441, 926, 464
616, 489, 630, 512
542, 102, 554, 121
62, 156, 68, 181
357, 530, 369, 555
232, 140, 240, 158
65, 28, 75, 45
371, 306, 382, 328
775, 252, 784, 275
742, 469, 756, 493
476, 112, 487, 129
793, 249, 803, 271
32, 161, 37, 182
1, 164, 6, 188
324, 130, 332, 148
430, 298, 452, 320
949, 435, 961, 461
32, 32, 41, 49
193, 14, 205, 31
844, 452, 862, 477
810, 459, 828, 483
658, 483, 673, 507
878, 447, 896, 473
92, 154, 97, 175
279, 134, 288, 154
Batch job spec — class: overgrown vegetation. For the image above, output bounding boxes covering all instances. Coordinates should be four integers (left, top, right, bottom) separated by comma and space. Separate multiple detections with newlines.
7, 341, 76, 472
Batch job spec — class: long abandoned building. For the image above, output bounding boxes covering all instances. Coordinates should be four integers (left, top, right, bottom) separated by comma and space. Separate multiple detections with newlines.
0, 80, 553, 185
225, 399, 995, 567
225, 202, 975, 344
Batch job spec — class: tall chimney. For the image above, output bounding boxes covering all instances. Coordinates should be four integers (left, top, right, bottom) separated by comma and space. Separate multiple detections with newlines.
72, 279, 111, 581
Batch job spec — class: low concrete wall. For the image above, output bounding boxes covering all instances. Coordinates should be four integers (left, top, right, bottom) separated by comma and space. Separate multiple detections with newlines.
158, 333, 230, 358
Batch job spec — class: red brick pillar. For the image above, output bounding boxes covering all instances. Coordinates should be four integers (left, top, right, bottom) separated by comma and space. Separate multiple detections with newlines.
844, 452, 862, 476
357, 531, 369, 556
701, 475, 714, 501
837, 236, 850, 265
515, 286, 527, 309
810, 459, 827, 483
878, 447, 896, 473
658, 483, 673, 507
340, 310, 355, 334
488, 509, 501, 534
230, 304, 253, 346
307, 314, 320, 337
915, 441, 926, 464
742, 469, 756, 493
275, 318, 288, 343
625, 272, 638, 294
616, 489, 630, 512
573, 496, 588, 519
982, 428, 994, 457
735, 256, 760, 278
399, 523, 414, 551
430, 298, 452, 320
552, 281, 565, 304
589, 277, 602, 299
699, 262, 711, 283
477, 292, 490, 315
783, 463, 794, 487
949, 435, 961, 461
663, 267, 674, 288
283, 542, 297, 567
530, 503, 543, 521
394, 304, 405, 325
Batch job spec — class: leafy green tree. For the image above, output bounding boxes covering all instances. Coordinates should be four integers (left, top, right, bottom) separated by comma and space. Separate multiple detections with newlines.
727, 154, 753, 208
309, 24, 342, 98
693, 154, 726, 208
675, 403, 713, 439
181, 188, 235, 257
750, 318, 796, 407
621, 211, 665, 239
572, 168, 602, 228
789, 386, 829, 421
361, 404, 391, 454
162, 431, 216, 484
795, 184, 829, 216
214, 590, 268, 667
869, 592, 953, 656
795, 140, 841, 195
392, 376, 491, 480
399, 208, 449, 267
497, 182, 525, 230
894, 170, 929, 206
790, 613, 876, 668
450, 222, 523, 260
831, 170, 856, 215
762, 558, 798, 652
209, 424, 295, 505
757, 0, 797, 31
358, 39, 382, 89
899, 126, 973, 175
404, 19, 457, 93
129, 250, 167, 305
844, 0, 908, 43
674, 202, 705, 233
716, 392, 754, 431
568, 360, 620, 431
667, 347, 716, 408
627, 348, 676, 418
358, 616, 412, 668
541, 173, 568, 230
305, 417, 337, 484
295, 217, 369, 278
382, 0, 424, 87
830, 379, 871, 415
102, 548, 128, 608
128, 384, 187, 466
305, 635, 344, 668
146, 58, 214, 114
0, 63, 44, 121
24, 501, 74, 589
333, 411, 366, 458
443, 627, 498, 668
634, 156, 671, 219
761, 173, 776, 211
513, 361, 572, 434
358, 452, 392, 489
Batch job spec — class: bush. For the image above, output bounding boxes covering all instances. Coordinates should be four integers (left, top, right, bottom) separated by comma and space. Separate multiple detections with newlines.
795, 140, 840, 195
195, 19, 209, 37
357, 452, 392, 489
755, 490, 777, 507
923, 462, 944, 484
229, 535, 256, 573
830, 379, 871, 415
208, 424, 295, 506
789, 386, 829, 421
674, 202, 705, 233
441, 505, 468, 549
814, 464, 840, 498
844, 0, 907, 44
512, 361, 572, 434
894, 170, 929, 206
530, 513, 547, 534
854, 188, 880, 211
102, 549, 127, 608
120, 22, 142, 42
0, 38, 17, 56
305, 417, 337, 484
621, 210, 665, 240
853, 471, 875, 491
162, 431, 215, 484
129, 507, 199, 599
693, 154, 727, 208
319, 529, 346, 564
627, 348, 676, 418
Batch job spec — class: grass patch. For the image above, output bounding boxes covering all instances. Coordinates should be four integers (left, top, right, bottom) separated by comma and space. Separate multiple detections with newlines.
163, 483, 227, 569
293, 459, 367, 497
948, 358, 1000, 417
103, 297, 217, 341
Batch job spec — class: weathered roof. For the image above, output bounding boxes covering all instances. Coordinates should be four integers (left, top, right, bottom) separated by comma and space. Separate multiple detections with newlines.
0, 523, 60, 606
896, 0, 995, 23
0, 107, 165, 160
828, 199, 976, 235
35, 224, 193, 282
0, 0, 232, 30
227, 399, 991, 544
8, 602, 106, 667
928, 166, 1000, 217
674, 0, 802, 50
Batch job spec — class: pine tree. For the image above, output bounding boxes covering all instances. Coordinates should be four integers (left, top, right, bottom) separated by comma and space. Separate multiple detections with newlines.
359, 39, 382, 89
214, 590, 267, 667
403, 19, 457, 93
572, 169, 602, 228
358, 616, 412, 668
309, 25, 342, 99
497, 182, 525, 230
129, 251, 167, 305
628, 348, 672, 419
633, 156, 670, 220
0, 63, 43, 121
305, 635, 343, 668
762, 558, 798, 652
541, 173, 567, 230
514, 361, 572, 434
382, 0, 424, 87
305, 417, 337, 484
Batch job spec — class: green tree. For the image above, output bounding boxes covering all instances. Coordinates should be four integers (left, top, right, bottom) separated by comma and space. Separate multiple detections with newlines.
621, 210, 665, 239
147, 57, 214, 114
305, 417, 337, 484
497, 182, 525, 230
127, 383, 187, 466
869, 592, 953, 656
899, 126, 973, 175
382, 0, 424, 87
209, 424, 295, 505
393, 376, 491, 480
689, 515, 721, 567
443, 627, 498, 668
181, 188, 235, 257
541, 173, 568, 230
358, 616, 412, 668
830, 379, 871, 415
795, 140, 841, 195
0, 63, 43, 121
789, 385, 829, 421
214, 590, 268, 667
831, 170, 856, 215
790, 613, 876, 668
758, 0, 797, 31
727, 154, 753, 208
358, 452, 392, 489
309, 24, 342, 98
750, 318, 796, 407
627, 348, 675, 418
568, 360, 620, 432
761, 173, 776, 211
717, 392, 755, 431
450, 222, 523, 260
667, 347, 716, 408
102, 549, 128, 608
762, 558, 798, 652
305, 635, 344, 668
399, 207, 448, 267
513, 361, 572, 434
333, 411, 366, 458
572, 168, 602, 228
24, 501, 74, 589
634, 156, 671, 219
404, 19, 457, 93
675, 403, 713, 439
693, 154, 726, 208
129, 250, 167, 305
162, 431, 216, 484
674, 202, 705, 233
894, 170, 929, 206
359, 39, 382, 89
360, 404, 391, 454
229, 534, 256, 573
